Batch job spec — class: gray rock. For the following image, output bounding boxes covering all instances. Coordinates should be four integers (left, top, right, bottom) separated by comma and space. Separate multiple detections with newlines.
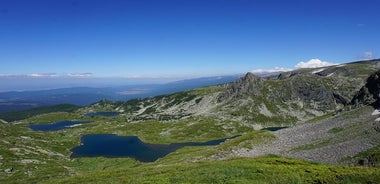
350, 70, 380, 107
217, 72, 263, 102
4, 167, 13, 174
373, 122, 380, 132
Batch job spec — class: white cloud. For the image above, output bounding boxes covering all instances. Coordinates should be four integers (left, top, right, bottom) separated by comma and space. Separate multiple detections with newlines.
251, 67, 292, 74
295, 59, 338, 69
251, 58, 340, 75
67, 73, 93, 77
28, 73, 59, 78
364, 51, 373, 60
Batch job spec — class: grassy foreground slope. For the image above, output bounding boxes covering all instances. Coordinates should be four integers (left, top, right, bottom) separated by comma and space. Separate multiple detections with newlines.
46, 157, 380, 184
2, 109, 380, 183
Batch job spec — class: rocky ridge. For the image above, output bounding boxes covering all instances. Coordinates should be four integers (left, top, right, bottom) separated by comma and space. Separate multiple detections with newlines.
223, 66, 380, 165
351, 69, 380, 107
82, 59, 380, 127
77, 59, 380, 165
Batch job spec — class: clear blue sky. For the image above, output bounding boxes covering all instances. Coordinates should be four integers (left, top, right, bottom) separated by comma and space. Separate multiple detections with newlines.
1, 0, 379, 78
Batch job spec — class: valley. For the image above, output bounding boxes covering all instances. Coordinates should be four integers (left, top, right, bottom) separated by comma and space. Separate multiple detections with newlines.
0, 75, 240, 114
1, 59, 380, 183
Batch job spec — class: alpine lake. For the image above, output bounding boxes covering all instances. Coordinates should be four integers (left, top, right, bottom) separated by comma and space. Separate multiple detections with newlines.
28, 112, 235, 162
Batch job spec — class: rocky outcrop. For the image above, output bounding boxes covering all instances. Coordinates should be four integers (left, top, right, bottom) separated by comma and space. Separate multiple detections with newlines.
219, 71, 350, 109
217, 72, 264, 102
333, 92, 348, 105
350, 70, 380, 107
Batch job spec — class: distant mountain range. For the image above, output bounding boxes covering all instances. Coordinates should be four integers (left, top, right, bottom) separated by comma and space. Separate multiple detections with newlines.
0, 75, 241, 113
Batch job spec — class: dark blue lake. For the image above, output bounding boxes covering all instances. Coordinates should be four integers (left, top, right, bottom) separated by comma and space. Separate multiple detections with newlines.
71, 134, 236, 162
29, 121, 90, 131
84, 112, 119, 117
261, 126, 288, 131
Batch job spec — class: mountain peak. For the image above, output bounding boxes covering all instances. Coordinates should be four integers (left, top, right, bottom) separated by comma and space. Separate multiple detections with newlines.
242, 72, 259, 81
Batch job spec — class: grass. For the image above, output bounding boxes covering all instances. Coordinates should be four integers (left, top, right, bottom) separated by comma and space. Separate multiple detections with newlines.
0, 116, 378, 184
111, 116, 253, 144
43, 157, 380, 184
217, 130, 275, 151
328, 127, 344, 134
306, 112, 335, 123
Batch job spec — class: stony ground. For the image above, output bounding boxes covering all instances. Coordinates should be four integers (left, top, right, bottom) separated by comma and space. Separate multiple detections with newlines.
233, 106, 380, 164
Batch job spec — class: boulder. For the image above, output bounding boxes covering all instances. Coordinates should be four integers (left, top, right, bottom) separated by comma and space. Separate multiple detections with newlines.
4, 167, 13, 174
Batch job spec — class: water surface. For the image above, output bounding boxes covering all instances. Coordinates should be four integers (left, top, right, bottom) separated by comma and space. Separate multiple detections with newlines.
29, 121, 90, 131
261, 126, 288, 131
71, 134, 236, 162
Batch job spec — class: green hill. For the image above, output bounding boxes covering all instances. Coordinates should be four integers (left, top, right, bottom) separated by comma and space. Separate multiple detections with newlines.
1, 59, 380, 183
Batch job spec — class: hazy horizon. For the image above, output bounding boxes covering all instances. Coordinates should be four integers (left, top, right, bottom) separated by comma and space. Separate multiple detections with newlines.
0, 73, 245, 92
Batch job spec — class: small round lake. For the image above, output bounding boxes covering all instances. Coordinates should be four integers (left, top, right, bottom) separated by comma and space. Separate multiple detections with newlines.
29, 121, 91, 131
71, 134, 237, 162
84, 112, 119, 117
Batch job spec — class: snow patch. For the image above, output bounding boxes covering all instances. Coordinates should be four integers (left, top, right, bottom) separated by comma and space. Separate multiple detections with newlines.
327, 73, 335, 77
311, 68, 325, 74
372, 109, 380, 116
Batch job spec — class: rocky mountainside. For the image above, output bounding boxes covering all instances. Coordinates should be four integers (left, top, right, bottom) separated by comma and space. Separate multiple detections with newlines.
225, 67, 380, 166
78, 58, 380, 166
82, 59, 380, 127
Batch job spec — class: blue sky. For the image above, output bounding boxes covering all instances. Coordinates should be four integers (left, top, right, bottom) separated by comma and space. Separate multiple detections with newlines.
1, 0, 379, 78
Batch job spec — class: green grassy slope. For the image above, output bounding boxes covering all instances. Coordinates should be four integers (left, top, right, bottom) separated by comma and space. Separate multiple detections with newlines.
1, 108, 380, 183
45, 157, 380, 184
